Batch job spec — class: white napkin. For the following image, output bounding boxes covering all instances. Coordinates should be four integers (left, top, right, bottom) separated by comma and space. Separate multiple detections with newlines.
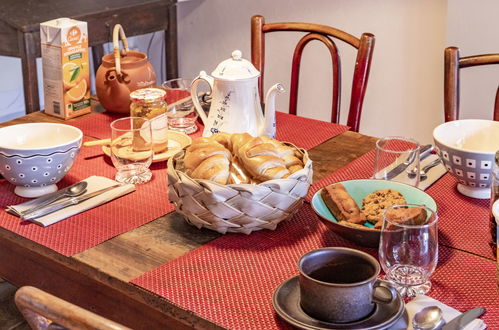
7, 176, 135, 227
390, 154, 447, 191
390, 295, 486, 330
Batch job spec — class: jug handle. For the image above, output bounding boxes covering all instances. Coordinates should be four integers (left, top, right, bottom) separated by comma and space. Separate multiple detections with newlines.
191, 71, 213, 125
112, 24, 130, 78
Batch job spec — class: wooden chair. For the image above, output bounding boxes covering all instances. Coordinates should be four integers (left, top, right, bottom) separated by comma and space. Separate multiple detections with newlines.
444, 46, 499, 122
15, 286, 131, 330
251, 15, 375, 132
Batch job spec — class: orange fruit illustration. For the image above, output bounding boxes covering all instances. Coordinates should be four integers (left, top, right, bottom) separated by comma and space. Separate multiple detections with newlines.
65, 79, 87, 102
62, 62, 82, 90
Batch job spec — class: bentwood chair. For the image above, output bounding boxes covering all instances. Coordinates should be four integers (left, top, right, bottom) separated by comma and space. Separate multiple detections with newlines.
15, 286, 130, 330
251, 15, 375, 132
444, 46, 499, 122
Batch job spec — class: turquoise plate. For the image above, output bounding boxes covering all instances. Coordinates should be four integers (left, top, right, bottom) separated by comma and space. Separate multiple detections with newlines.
311, 179, 437, 248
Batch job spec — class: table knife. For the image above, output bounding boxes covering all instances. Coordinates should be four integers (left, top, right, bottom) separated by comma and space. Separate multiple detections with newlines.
21, 184, 122, 220
385, 144, 433, 180
442, 307, 486, 330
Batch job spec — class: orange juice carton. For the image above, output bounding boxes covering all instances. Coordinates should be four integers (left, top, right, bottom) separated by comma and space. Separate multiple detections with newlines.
40, 18, 90, 119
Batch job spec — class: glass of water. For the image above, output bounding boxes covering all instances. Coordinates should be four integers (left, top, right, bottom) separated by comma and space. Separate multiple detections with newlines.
373, 136, 420, 187
110, 117, 153, 184
378, 204, 438, 298
162, 78, 199, 134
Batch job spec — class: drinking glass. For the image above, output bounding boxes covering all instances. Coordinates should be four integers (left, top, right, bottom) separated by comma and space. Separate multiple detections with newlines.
374, 136, 420, 187
162, 78, 199, 134
378, 204, 438, 298
110, 117, 153, 184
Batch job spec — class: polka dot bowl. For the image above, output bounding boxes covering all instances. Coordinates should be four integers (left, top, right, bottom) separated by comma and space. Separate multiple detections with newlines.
0, 123, 82, 198
433, 119, 499, 199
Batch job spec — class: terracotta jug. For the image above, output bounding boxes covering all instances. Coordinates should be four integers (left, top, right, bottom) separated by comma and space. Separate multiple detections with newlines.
95, 24, 157, 114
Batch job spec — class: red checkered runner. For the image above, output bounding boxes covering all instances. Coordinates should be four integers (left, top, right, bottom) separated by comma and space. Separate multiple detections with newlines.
131, 203, 498, 329
0, 113, 347, 256
306, 149, 494, 259
69, 112, 349, 150
0, 139, 173, 256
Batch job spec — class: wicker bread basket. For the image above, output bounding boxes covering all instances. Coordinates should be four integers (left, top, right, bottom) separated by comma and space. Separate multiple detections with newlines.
167, 143, 313, 234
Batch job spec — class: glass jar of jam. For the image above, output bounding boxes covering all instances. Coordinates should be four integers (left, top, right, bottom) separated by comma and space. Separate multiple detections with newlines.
130, 88, 168, 154
130, 88, 167, 119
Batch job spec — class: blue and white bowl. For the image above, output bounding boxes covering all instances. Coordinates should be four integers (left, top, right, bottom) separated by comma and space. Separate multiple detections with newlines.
433, 119, 499, 199
0, 123, 83, 197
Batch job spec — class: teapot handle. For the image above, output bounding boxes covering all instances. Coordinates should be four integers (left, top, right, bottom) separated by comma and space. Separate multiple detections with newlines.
112, 24, 130, 77
190, 71, 213, 125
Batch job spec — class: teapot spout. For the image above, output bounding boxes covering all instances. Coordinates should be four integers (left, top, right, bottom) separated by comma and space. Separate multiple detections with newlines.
104, 70, 131, 112
263, 83, 285, 138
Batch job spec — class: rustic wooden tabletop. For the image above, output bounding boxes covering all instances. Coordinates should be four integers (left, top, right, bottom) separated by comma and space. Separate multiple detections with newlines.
0, 108, 378, 329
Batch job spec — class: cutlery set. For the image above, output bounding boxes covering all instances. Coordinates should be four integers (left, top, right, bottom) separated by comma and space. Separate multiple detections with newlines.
385, 144, 442, 181
6, 181, 124, 221
413, 305, 486, 330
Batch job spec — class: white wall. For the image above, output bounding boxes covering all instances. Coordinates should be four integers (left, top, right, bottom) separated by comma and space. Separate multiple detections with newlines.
177, 0, 447, 144
447, 0, 499, 121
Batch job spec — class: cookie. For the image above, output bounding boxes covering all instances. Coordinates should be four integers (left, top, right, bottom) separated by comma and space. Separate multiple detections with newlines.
361, 189, 406, 228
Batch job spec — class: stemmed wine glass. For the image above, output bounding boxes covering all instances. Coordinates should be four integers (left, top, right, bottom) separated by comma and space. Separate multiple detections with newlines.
378, 204, 438, 298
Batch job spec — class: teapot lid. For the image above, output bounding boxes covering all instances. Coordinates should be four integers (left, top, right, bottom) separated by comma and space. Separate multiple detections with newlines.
212, 50, 260, 80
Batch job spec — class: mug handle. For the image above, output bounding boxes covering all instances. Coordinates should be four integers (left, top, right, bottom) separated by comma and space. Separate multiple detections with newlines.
372, 279, 398, 304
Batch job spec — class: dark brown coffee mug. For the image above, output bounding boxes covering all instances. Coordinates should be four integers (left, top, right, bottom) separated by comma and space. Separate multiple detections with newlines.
298, 247, 397, 323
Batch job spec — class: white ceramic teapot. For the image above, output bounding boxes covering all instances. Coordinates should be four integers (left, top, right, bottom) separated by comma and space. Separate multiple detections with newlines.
191, 50, 285, 137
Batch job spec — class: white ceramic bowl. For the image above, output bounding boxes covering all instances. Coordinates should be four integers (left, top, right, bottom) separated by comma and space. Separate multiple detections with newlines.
433, 119, 499, 199
0, 123, 83, 197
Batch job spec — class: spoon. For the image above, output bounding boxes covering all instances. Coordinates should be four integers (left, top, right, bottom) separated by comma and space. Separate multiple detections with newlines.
413, 305, 445, 330
408, 158, 442, 180
20, 181, 88, 219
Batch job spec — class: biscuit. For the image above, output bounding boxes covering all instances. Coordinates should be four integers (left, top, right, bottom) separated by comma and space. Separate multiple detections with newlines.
361, 189, 406, 228
321, 184, 366, 224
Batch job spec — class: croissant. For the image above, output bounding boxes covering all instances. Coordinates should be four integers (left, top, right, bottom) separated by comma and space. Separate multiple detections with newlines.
184, 133, 305, 184
233, 134, 290, 181
183, 137, 231, 184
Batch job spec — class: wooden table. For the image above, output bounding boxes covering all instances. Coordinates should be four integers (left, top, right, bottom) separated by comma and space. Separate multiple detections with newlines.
0, 110, 378, 329
0, 0, 178, 114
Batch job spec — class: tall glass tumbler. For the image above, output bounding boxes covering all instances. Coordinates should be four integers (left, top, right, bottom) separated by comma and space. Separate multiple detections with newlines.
374, 136, 421, 187
110, 117, 153, 184
379, 204, 438, 298
162, 78, 199, 134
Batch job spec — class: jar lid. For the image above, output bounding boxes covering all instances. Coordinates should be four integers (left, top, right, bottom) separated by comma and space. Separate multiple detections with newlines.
130, 88, 166, 103
211, 50, 260, 80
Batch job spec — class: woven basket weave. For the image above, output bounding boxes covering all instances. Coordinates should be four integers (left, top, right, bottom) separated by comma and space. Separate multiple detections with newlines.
167, 144, 313, 234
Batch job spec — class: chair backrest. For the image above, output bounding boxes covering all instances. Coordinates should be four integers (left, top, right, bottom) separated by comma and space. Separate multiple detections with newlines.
251, 15, 375, 132
444, 46, 499, 122
15, 286, 131, 330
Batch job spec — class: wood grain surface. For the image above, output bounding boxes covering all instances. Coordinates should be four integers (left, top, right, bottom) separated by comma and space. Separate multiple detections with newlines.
0, 109, 377, 329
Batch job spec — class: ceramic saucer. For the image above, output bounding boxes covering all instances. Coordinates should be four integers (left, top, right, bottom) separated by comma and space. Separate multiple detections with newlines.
272, 276, 405, 330
102, 130, 192, 163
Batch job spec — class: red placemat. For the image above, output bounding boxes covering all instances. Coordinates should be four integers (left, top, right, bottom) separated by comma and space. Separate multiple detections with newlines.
68, 111, 349, 150
0, 139, 173, 256
131, 203, 498, 330
69, 112, 121, 139
275, 112, 349, 149
306, 150, 495, 259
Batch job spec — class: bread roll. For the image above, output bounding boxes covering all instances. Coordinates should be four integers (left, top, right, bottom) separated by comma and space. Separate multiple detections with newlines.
234, 135, 290, 181
183, 132, 304, 184
184, 138, 231, 184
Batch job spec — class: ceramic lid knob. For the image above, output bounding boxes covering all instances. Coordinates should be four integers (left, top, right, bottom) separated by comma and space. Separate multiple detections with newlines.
231, 50, 242, 61
211, 50, 260, 80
